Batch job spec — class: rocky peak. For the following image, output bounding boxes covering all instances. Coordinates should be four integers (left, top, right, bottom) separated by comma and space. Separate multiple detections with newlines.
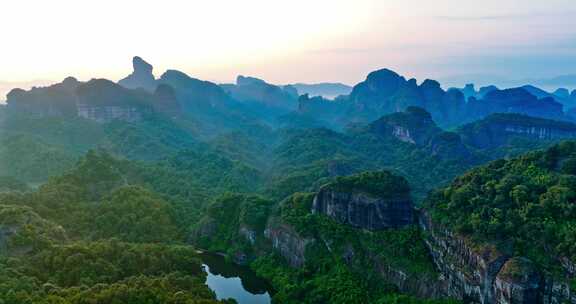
554, 88, 570, 99
359, 68, 405, 97
62, 76, 79, 89
133, 56, 153, 74
118, 56, 157, 92
471, 88, 564, 121
312, 171, 415, 230
222, 75, 297, 109
478, 85, 499, 98
347, 68, 467, 128
484, 88, 535, 104
461, 83, 477, 99
159, 70, 230, 109
236, 75, 266, 86
369, 107, 441, 146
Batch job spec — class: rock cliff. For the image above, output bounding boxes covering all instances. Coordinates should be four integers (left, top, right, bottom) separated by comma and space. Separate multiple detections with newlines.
458, 113, 576, 150
5, 75, 177, 123
369, 106, 442, 146
420, 211, 576, 304
311, 171, 414, 230
264, 218, 313, 267
76, 79, 154, 123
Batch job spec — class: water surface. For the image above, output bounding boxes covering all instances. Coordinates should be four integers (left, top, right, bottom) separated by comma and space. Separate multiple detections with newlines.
200, 252, 272, 304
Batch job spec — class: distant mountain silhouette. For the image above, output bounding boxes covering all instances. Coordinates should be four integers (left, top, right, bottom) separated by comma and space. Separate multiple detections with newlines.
118, 56, 157, 92
220, 75, 297, 110
291, 82, 352, 99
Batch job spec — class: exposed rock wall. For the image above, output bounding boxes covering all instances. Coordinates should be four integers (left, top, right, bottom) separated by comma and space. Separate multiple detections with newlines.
374, 258, 447, 300
264, 218, 313, 268
420, 211, 576, 304
503, 124, 576, 140
420, 211, 509, 303
459, 114, 576, 150
77, 104, 143, 123
312, 188, 414, 230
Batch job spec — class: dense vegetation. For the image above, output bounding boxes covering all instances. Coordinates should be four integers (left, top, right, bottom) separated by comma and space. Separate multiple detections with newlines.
248, 193, 449, 304
0, 151, 235, 303
425, 141, 576, 275
325, 171, 410, 197
267, 127, 471, 201
3, 73, 576, 303
0, 241, 228, 303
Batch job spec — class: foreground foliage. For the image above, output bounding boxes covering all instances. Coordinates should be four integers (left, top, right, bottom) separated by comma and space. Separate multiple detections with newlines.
426, 141, 576, 274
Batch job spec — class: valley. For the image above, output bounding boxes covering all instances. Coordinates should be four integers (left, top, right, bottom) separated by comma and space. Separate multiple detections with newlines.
1, 57, 576, 304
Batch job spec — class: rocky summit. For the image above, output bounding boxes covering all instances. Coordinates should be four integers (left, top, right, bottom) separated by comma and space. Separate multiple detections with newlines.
118, 56, 157, 92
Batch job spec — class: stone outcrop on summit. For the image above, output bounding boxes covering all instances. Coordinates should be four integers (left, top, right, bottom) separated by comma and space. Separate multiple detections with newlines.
118, 56, 157, 92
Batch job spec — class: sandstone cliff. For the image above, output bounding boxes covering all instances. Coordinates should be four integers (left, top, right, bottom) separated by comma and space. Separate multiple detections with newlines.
420, 211, 576, 304
311, 171, 414, 230
458, 113, 576, 150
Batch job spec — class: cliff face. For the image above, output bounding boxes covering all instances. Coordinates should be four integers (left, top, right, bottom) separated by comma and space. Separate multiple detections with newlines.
312, 189, 414, 230
75, 79, 153, 123
76, 104, 143, 123
369, 106, 442, 147
310, 171, 415, 231
420, 211, 510, 303
459, 113, 576, 150
420, 211, 576, 304
5, 76, 178, 123
264, 218, 313, 268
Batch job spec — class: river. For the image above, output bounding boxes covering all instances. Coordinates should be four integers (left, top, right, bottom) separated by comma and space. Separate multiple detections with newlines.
200, 252, 273, 304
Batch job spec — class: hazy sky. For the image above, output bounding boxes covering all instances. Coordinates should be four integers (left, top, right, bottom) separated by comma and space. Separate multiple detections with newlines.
1, 0, 575, 89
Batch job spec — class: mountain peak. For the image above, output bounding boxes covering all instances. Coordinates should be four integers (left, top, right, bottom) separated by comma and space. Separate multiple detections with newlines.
133, 56, 153, 74
118, 56, 156, 92
236, 75, 266, 86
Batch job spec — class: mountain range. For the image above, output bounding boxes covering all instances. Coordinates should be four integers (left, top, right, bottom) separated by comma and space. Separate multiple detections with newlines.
3, 56, 576, 303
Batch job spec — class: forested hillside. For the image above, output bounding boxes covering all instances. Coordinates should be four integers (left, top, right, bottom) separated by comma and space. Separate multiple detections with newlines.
2, 57, 576, 303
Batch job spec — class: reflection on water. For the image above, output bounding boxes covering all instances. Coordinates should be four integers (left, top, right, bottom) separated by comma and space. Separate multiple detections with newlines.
200, 252, 272, 304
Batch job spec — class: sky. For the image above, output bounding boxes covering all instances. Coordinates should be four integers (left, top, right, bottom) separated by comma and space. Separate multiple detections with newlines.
1, 0, 575, 93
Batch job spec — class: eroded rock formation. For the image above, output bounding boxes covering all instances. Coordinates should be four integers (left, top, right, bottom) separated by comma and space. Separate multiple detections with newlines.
420, 211, 576, 304
118, 56, 157, 92
458, 113, 576, 150
311, 171, 415, 230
